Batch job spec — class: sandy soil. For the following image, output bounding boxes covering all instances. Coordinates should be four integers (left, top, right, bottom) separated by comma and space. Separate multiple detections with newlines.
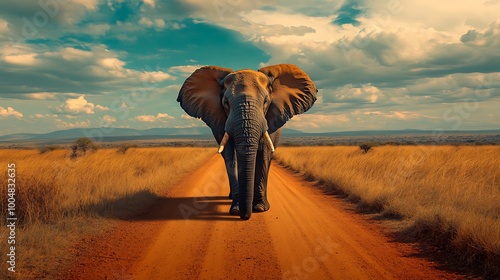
63, 154, 463, 279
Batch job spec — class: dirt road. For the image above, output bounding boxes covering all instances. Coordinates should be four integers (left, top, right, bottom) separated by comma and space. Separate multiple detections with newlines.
65, 155, 461, 279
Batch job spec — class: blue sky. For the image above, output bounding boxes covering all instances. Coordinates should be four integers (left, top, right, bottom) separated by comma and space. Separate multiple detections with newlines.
0, 0, 499, 135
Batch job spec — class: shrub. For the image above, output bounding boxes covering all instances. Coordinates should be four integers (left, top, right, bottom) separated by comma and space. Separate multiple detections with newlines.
75, 137, 98, 153
70, 138, 98, 158
359, 143, 374, 153
118, 143, 138, 154
39, 145, 60, 154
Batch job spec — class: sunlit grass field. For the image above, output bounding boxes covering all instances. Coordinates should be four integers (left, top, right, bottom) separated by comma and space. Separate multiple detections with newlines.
0, 147, 213, 278
275, 146, 500, 273
1, 144, 498, 277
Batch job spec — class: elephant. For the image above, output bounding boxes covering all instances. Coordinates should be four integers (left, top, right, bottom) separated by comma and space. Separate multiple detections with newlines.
177, 64, 317, 220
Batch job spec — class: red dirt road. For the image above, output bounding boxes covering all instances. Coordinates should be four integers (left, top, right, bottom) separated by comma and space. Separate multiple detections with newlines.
65, 155, 462, 279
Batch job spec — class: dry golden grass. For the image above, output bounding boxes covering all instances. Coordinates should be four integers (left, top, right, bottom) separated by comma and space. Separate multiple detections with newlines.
0, 147, 213, 279
275, 146, 500, 274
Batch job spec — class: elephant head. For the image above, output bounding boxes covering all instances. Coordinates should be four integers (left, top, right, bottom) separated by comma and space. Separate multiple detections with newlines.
177, 64, 317, 220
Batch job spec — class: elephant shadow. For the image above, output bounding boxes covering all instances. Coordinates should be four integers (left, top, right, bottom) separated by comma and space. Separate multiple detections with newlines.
84, 190, 240, 221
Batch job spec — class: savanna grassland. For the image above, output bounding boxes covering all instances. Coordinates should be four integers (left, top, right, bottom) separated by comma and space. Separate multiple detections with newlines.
275, 146, 500, 275
0, 147, 213, 279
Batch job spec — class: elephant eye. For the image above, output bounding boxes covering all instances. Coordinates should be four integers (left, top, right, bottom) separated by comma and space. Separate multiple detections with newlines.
222, 97, 229, 108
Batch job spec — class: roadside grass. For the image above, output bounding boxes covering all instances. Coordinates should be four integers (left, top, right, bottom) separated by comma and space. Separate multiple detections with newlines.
274, 146, 500, 276
0, 147, 213, 279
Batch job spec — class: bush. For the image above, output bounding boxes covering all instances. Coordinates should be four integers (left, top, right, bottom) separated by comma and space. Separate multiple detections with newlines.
39, 145, 60, 154
71, 137, 98, 158
118, 143, 138, 154
383, 141, 402, 146
359, 143, 374, 153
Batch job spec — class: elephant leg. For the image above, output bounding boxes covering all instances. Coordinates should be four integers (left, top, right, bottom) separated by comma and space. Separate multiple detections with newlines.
253, 129, 281, 212
252, 146, 271, 212
222, 140, 239, 215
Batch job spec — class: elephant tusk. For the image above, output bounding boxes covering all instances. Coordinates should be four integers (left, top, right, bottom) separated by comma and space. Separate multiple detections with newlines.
263, 131, 275, 153
218, 132, 230, 154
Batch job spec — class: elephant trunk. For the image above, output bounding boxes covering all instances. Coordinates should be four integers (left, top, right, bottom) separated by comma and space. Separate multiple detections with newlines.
229, 101, 265, 220
235, 142, 257, 220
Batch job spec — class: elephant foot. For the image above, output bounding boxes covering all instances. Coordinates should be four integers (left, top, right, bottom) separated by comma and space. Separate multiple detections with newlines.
252, 201, 270, 212
229, 202, 239, 216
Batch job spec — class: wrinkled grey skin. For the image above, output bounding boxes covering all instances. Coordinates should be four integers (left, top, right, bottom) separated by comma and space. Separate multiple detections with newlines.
178, 64, 317, 220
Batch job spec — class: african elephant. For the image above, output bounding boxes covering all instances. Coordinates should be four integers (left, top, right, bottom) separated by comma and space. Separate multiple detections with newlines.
177, 64, 317, 220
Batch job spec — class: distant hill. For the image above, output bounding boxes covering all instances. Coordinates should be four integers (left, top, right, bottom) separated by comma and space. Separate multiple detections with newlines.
0, 127, 212, 142
0, 127, 498, 144
299, 129, 500, 137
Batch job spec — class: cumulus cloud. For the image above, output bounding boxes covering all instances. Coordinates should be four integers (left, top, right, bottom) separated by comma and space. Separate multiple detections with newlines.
52, 95, 108, 115
57, 96, 95, 114
100, 114, 116, 124
204, 1, 498, 92
138, 16, 184, 30
32, 113, 57, 119
2, 92, 80, 101
23, 92, 58, 100
55, 118, 91, 129
143, 0, 155, 8
4, 53, 37, 65
0, 106, 23, 118
0, 0, 498, 133
323, 84, 382, 104
140, 71, 175, 82
96, 104, 110, 111
134, 113, 175, 122
60, 47, 93, 61
226, 3, 499, 127
0, 45, 176, 99
0, 18, 8, 33
71, 0, 99, 10
169, 65, 203, 77
0, 0, 100, 34
287, 113, 350, 131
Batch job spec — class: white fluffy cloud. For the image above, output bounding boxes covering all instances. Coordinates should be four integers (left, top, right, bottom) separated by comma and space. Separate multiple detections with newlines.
2, 44, 39, 66
53, 95, 109, 115
134, 113, 175, 122
0, 18, 8, 33
181, 113, 194, 119
100, 114, 116, 124
169, 65, 203, 77
323, 84, 382, 104
55, 118, 91, 129
4, 53, 37, 65
143, 0, 155, 8
0, 0, 498, 134
32, 113, 57, 119
70, 0, 99, 10
59, 96, 95, 114
287, 113, 350, 131
140, 71, 175, 82
0, 106, 23, 118
1, 45, 177, 99
138, 16, 184, 30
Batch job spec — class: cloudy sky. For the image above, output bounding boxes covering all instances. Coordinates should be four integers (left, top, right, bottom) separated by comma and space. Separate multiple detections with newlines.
0, 0, 499, 135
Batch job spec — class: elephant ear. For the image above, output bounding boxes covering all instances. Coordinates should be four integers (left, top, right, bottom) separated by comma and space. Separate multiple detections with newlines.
177, 66, 233, 136
258, 64, 317, 134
